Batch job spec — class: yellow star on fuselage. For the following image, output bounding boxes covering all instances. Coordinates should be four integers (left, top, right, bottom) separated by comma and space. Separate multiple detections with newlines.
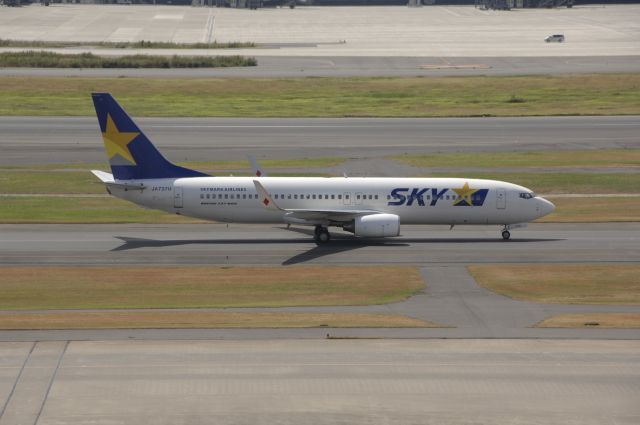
453, 182, 478, 206
102, 114, 139, 165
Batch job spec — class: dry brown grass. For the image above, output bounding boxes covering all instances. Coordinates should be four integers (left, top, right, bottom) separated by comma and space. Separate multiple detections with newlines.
0, 266, 424, 310
536, 314, 640, 329
0, 311, 436, 329
468, 264, 640, 305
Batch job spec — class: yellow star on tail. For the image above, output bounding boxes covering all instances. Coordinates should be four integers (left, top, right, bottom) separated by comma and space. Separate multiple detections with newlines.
453, 182, 478, 206
102, 114, 139, 165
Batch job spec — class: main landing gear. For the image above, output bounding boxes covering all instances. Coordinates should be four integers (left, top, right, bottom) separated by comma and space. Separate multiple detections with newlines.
501, 228, 511, 240
314, 225, 331, 244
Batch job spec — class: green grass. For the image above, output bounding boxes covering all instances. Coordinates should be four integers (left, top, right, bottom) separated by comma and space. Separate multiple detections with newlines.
0, 196, 201, 224
0, 160, 339, 194
0, 39, 256, 49
0, 266, 425, 310
0, 195, 636, 224
3, 169, 635, 196
469, 264, 640, 305
0, 51, 256, 68
539, 196, 640, 223
428, 172, 640, 194
0, 74, 638, 116
0, 170, 106, 194
395, 149, 640, 169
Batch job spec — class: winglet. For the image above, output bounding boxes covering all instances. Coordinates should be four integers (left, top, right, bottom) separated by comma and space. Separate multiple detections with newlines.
248, 155, 267, 177
253, 180, 283, 211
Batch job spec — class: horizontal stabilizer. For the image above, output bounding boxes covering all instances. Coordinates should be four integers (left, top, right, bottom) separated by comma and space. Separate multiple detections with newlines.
91, 170, 146, 191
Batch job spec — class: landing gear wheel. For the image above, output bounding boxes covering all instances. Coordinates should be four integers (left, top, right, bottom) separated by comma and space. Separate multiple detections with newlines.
501, 230, 511, 240
314, 226, 331, 244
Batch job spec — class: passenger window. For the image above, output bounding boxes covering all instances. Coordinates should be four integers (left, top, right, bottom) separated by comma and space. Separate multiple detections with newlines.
325, 195, 329, 200
288, 194, 291, 199
338, 195, 342, 200
346, 195, 350, 199
331, 194, 335, 200
356, 195, 360, 200
387, 195, 391, 200
201, 194, 204, 199
374, 195, 378, 200
312, 195, 316, 199
294, 194, 298, 199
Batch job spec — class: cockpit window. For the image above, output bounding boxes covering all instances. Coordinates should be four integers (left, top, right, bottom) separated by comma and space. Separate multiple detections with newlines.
519, 192, 534, 199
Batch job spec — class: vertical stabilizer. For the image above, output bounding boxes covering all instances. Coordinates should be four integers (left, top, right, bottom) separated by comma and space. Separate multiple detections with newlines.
91, 93, 208, 180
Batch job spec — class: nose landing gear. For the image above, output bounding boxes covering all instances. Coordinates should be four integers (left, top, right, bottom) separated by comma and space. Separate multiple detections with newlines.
501, 229, 511, 240
314, 225, 331, 244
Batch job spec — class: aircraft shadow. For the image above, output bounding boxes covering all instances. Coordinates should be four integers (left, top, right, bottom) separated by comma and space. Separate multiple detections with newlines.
112, 232, 563, 265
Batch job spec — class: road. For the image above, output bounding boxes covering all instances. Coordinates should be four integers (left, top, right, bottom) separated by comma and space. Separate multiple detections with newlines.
1, 115, 639, 164
2, 55, 640, 78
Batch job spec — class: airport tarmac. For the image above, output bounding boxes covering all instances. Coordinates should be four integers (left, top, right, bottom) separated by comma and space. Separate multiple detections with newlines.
1, 115, 638, 164
2, 223, 639, 267
3, 55, 640, 78
0, 339, 637, 425
1, 5, 639, 58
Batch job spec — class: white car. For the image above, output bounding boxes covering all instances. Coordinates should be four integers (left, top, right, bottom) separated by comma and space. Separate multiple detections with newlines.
545, 34, 565, 43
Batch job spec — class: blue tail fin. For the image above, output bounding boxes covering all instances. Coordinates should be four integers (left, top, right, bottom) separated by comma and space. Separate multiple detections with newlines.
91, 93, 208, 180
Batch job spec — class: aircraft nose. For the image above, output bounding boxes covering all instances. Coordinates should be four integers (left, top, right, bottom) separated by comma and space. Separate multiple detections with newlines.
537, 197, 556, 217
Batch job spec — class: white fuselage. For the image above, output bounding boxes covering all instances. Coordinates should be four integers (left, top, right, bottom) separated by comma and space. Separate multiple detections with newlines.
109, 176, 554, 227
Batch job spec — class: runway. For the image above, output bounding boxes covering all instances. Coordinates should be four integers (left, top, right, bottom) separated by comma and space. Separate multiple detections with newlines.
0, 339, 637, 425
2, 222, 639, 341
1, 223, 638, 267
1, 116, 638, 164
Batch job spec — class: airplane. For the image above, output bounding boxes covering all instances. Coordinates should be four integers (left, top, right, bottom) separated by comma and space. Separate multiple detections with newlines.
90, 93, 555, 244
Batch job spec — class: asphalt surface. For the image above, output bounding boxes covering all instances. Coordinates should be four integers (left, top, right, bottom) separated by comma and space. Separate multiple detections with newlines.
0, 339, 637, 425
2, 5, 639, 57
1, 222, 639, 341
2, 115, 639, 164
2, 55, 639, 78
2, 223, 638, 267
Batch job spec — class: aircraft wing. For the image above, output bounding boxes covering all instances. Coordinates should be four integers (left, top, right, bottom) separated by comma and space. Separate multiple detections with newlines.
253, 180, 380, 223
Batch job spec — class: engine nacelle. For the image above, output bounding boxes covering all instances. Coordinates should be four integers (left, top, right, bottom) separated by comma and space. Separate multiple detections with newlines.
344, 214, 400, 238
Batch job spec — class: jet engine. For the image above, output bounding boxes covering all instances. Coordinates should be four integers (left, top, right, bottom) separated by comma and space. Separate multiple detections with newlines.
343, 214, 400, 238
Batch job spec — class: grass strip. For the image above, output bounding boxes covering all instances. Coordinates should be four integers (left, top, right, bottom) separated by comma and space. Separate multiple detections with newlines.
0, 167, 332, 194
0, 196, 203, 224
0, 74, 638, 117
0, 266, 424, 310
539, 196, 640, 222
0, 51, 256, 68
395, 149, 640, 169
0, 196, 637, 224
468, 264, 640, 305
0, 162, 636, 195
0, 39, 255, 49
535, 313, 640, 329
427, 173, 640, 195
0, 311, 436, 329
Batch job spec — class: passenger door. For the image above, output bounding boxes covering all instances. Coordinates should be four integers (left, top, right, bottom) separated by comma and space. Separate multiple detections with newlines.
496, 189, 506, 209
